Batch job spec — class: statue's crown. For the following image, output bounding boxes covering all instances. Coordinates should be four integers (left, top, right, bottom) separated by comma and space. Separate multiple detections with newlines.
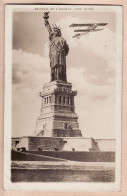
52, 24, 61, 31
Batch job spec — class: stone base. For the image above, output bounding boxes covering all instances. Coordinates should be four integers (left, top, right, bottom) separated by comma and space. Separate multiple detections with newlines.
11, 136, 116, 152
34, 80, 82, 137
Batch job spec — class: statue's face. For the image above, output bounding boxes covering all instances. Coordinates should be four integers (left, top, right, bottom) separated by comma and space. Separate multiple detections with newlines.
53, 29, 59, 37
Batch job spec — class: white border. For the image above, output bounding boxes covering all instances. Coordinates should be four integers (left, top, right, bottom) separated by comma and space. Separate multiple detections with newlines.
4, 4, 122, 191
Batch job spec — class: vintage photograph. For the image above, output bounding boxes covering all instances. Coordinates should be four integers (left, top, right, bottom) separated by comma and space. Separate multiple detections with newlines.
4, 5, 122, 191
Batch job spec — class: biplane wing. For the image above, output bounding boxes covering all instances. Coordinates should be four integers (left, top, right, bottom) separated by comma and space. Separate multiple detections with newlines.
74, 29, 103, 32
72, 34, 81, 39
70, 22, 107, 38
69, 23, 107, 27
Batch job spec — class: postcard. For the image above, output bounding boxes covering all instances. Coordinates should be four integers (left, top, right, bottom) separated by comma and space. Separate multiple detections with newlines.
4, 4, 122, 191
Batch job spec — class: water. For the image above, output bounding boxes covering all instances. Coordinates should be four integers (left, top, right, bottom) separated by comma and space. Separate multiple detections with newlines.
11, 169, 115, 182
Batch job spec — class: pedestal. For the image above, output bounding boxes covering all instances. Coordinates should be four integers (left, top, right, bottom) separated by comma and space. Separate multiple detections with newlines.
34, 80, 82, 137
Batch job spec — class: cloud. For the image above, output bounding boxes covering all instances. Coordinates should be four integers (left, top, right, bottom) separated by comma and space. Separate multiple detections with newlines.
13, 12, 47, 57
12, 49, 50, 137
56, 16, 116, 86
12, 49, 50, 86
12, 49, 116, 138
68, 67, 115, 98
12, 12, 117, 139
56, 16, 115, 58
13, 13, 116, 87
67, 66, 116, 139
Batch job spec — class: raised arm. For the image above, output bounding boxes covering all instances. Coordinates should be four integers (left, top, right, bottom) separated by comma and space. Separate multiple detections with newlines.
43, 12, 52, 34
44, 19, 52, 34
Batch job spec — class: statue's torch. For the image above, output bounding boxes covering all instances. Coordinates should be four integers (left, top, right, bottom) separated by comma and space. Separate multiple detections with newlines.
43, 12, 49, 26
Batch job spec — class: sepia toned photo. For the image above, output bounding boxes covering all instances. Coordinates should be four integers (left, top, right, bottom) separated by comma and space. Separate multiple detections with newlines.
4, 4, 122, 191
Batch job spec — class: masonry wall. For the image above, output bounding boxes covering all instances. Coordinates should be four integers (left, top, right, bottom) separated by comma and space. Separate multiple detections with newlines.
95, 139, 116, 151
12, 137, 29, 151
12, 150, 115, 162
28, 137, 65, 151
27, 151, 115, 162
28, 137, 105, 152
12, 137, 116, 152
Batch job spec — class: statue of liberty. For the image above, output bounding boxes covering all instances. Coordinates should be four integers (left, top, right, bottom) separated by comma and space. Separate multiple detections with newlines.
43, 12, 69, 82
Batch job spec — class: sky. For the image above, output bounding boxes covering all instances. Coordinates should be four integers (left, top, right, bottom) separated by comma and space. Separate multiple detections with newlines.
12, 8, 117, 139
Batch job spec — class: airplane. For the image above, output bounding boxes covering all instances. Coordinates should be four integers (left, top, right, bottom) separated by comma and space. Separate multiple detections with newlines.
69, 23, 107, 38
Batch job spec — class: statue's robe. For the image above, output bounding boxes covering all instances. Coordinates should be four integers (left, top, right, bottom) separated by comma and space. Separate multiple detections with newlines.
49, 36, 69, 81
